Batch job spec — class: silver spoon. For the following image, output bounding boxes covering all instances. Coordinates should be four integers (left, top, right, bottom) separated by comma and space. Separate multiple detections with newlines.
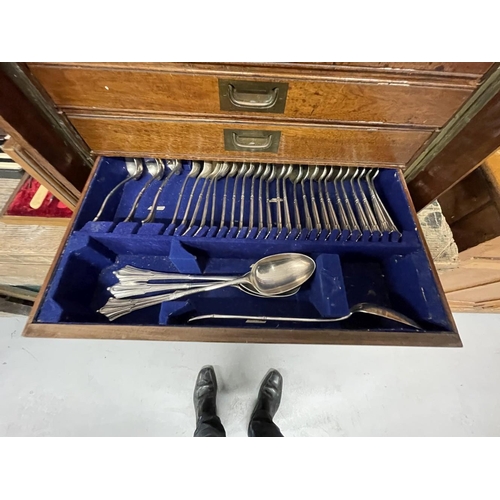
322, 166, 341, 238
112, 266, 301, 298
264, 164, 277, 237
332, 167, 351, 237
219, 162, 239, 230
123, 158, 165, 222
109, 280, 300, 299
187, 302, 422, 330
299, 166, 313, 234
291, 165, 304, 236
356, 169, 379, 234
258, 164, 272, 233
367, 169, 400, 236
246, 163, 264, 237
178, 161, 210, 230
274, 165, 287, 237
182, 161, 215, 235
339, 167, 359, 233
238, 162, 256, 235
171, 161, 202, 226
230, 163, 248, 230
99, 253, 316, 321
281, 165, 294, 238
142, 159, 181, 223
349, 168, 370, 234
93, 158, 144, 221
211, 162, 231, 228
308, 165, 323, 237
194, 162, 224, 236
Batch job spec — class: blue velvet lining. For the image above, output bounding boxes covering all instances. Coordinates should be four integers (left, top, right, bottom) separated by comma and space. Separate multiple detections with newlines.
35, 157, 454, 333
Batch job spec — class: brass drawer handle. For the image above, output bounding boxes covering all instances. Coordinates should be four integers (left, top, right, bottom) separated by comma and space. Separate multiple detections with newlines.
223, 129, 281, 153
219, 80, 288, 114
227, 84, 279, 110
232, 132, 273, 150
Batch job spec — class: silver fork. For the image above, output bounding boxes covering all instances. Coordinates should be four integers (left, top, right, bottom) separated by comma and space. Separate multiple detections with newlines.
258, 164, 272, 234
308, 166, 323, 238
247, 163, 264, 237
264, 164, 277, 238
230, 163, 248, 230
323, 166, 341, 239
282, 165, 294, 238
219, 162, 239, 231
238, 163, 256, 235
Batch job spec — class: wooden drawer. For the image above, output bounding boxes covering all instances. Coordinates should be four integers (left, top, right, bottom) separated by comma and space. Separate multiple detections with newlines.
23, 156, 460, 347
29, 63, 474, 127
67, 114, 433, 167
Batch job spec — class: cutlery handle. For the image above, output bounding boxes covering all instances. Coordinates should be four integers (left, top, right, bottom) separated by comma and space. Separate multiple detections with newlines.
162, 276, 247, 302
114, 266, 233, 282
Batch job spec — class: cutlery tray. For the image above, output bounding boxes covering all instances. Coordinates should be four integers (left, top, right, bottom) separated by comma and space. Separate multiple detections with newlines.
26, 156, 459, 345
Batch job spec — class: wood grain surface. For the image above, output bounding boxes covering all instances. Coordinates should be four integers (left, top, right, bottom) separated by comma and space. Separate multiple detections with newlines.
0, 69, 90, 193
68, 114, 433, 167
23, 322, 462, 347
28, 62, 491, 87
409, 88, 500, 210
28, 65, 473, 127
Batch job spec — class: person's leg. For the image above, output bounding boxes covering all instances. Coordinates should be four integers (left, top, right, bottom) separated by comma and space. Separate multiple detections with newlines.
248, 369, 284, 437
193, 366, 226, 437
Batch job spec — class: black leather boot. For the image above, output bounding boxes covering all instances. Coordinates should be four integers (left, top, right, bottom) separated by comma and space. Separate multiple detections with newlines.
193, 366, 226, 437
248, 369, 284, 437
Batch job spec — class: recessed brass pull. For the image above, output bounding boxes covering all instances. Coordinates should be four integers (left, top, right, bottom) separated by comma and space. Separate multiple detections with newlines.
223, 129, 281, 153
232, 133, 273, 150
219, 80, 288, 114
227, 84, 279, 109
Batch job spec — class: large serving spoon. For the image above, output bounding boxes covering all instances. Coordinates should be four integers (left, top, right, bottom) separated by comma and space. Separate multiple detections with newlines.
99, 253, 315, 321
93, 158, 144, 221
187, 302, 422, 329
108, 280, 300, 299
123, 159, 165, 222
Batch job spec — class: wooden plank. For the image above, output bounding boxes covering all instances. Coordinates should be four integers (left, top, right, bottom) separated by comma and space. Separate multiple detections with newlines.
439, 267, 500, 293
28, 62, 488, 87
0, 67, 91, 194
69, 114, 433, 167
28, 65, 473, 128
447, 281, 500, 303
448, 202, 500, 251
408, 76, 500, 210
457, 235, 500, 260
438, 168, 491, 223
24, 322, 462, 347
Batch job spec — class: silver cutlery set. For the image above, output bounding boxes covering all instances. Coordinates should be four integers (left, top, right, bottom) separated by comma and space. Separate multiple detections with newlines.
96, 160, 410, 326
94, 158, 400, 240
98, 253, 421, 329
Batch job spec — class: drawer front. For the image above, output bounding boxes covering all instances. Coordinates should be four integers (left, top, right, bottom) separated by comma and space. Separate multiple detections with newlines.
24, 155, 460, 347
68, 114, 433, 167
29, 64, 473, 127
